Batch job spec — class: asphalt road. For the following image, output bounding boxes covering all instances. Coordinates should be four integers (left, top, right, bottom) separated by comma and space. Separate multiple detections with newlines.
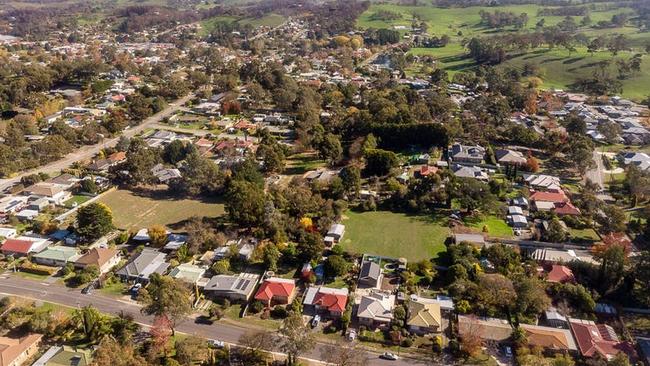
0, 94, 195, 192
0, 274, 426, 366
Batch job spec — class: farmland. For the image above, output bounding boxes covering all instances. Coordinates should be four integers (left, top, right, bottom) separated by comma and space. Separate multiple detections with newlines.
358, 3, 650, 100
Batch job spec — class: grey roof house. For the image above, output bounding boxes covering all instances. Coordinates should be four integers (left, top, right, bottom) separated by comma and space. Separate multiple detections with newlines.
358, 261, 382, 288
203, 272, 261, 302
449, 143, 485, 164
116, 248, 169, 283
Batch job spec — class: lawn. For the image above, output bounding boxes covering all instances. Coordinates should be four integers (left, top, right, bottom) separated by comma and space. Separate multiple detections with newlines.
340, 210, 448, 261
569, 227, 601, 243
64, 194, 92, 208
465, 215, 513, 238
99, 281, 128, 298
97, 188, 225, 231
284, 152, 326, 176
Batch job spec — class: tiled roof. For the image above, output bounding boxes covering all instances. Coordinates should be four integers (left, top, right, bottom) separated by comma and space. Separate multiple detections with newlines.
76, 248, 119, 267
547, 265, 575, 283
1, 239, 34, 254
254, 278, 296, 301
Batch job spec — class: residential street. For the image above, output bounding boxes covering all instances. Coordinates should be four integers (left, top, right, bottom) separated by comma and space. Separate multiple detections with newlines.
0, 274, 427, 366
0, 93, 195, 192
585, 150, 605, 191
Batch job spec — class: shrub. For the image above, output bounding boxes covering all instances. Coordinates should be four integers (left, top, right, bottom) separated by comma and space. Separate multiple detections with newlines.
249, 300, 264, 314
270, 306, 288, 319
401, 338, 414, 347
208, 305, 224, 320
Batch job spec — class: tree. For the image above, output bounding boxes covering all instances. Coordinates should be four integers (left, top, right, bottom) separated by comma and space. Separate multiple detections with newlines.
175, 335, 209, 366
138, 273, 192, 335
119, 138, 161, 185
514, 276, 551, 321
364, 149, 398, 177
262, 243, 281, 271
340, 165, 361, 196
597, 205, 627, 234
226, 180, 266, 228
320, 342, 368, 366
111, 311, 140, 344
297, 231, 324, 263
325, 255, 349, 277
148, 225, 168, 247
593, 243, 627, 294
476, 274, 516, 315
277, 311, 316, 365
71, 305, 111, 343
93, 337, 148, 366
526, 156, 540, 172
545, 218, 568, 243
597, 121, 622, 144
318, 133, 343, 165
76, 202, 113, 241
238, 330, 274, 365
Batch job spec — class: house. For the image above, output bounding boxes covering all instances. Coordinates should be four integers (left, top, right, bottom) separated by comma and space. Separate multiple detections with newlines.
553, 202, 581, 216
32, 345, 92, 366
637, 337, 650, 366
407, 300, 442, 334
508, 206, 524, 216
416, 165, 438, 178
238, 243, 255, 261
534, 200, 557, 212
163, 234, 188, 252
524, 174, 562, 191
1, 236, 50, 257
169, 263, 206, 285
508, 214, 528, 228
452, 165, 489, 180
496, 149, 527, 165
24, 183, 71, 205
520, 324, 578, 352
449, 143, 485, 164
324, 223, 345, 246
458, 315, 513, 342
511, 196, 529, 209
357, 292, 395, 328
46, 173, 79, 190
0, 196, 28, 216
0, 227, 17, 239
529, 190, 569, 205
544, 308, 569, 328
74, 248, 121, 274
203, 272, 261, 302
0, 333, 43, 366
254, 278, 297, 307
27, 198, 49, 212
303, 286, 348, 317
115, 248, 169, 283
32, 246, 80, 267
569, 318, 635, 360
358, 261, 382, 288
546, 264, 575, 283
15, 209, 38, 221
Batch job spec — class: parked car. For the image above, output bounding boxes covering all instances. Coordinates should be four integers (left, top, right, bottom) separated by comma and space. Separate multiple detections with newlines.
208, 339, 225, 348
81, 286, 92, 295
310, 314, 321, 328
347, 329, 357, 341
381, 352, 399, 361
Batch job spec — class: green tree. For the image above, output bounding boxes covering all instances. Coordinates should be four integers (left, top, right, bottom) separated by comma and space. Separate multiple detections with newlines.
71, 305, 111, 343
545, 218, 568, 243
318, 133, 343, 165
325, 255, 349, 277
594, 244, 627, 294
262, 243, 281, 271
175, 336, 209, 366
226, 180, 266, 228
138, 273, 192, 335
76, 202, 113, 241
597, 205, 627, 234
364, 149, 398, 176
340, 165, 361, 196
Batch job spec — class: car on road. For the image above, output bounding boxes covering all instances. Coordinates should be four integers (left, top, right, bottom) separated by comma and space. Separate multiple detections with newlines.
347, 329, 357, 341
81, 286, 92, 295
380, 352, 399, 361
310, 314, 321, 328
208, 339, 225, 348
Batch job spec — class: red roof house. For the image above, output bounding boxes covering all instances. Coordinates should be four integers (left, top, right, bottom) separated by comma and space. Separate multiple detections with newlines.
303, 286, 349, 317
254, 278, 296, 306
417, 165, 438, 178
546, 264, 575, 283
530, 190, 569, 204
553, 202, 581, 216
0, 238, 48, 257
569, 319, 636, 360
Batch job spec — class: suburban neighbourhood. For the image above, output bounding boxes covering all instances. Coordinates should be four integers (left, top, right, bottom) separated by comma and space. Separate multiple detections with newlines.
0, 0, 650, 365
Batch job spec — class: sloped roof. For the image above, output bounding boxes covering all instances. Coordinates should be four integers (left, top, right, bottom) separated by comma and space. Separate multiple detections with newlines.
357, 292, 394, 322
407, 300, 442, 329
359, 261, 381, 281
547, 264, 574, 283
33, 246, 79, 262
530, 190, 568, 203
569, 318, 634, 359
254, 278, 296, 301
75, 248, 119, 268
116, 249, 168, 279
521, 324, 577, 351
303, 286, 348, 312
1, 239, 35, 254
0, 333, 43, 366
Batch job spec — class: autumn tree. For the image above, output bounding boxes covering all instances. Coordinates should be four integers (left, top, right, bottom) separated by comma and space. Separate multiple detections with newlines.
148, 225, 168, 247
93, 336, 148, 366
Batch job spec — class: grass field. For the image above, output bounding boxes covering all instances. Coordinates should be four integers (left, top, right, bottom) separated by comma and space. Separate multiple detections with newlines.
569, 227, 601, 243
359, 3, 650, 101
465, 215, 513, 238
340, 210, 448, 261
98, 188, 225, 231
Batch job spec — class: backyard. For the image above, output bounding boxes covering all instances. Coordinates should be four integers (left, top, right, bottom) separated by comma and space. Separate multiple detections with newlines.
98, 188, 225, 231
464, 215, 514, 239
340, 210, 448, 262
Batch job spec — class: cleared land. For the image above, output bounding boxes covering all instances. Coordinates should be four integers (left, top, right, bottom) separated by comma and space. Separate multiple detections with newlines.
200, 13, 284, 36
98, 188, 225, 231
465, 215, 513, 238
359, 3, 650, 100
340, 210, 448, 261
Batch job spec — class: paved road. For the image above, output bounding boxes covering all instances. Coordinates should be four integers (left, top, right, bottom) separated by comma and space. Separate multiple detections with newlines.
0, 94, 195, 192
0, 275, 425, 366
585, 150, 605, 191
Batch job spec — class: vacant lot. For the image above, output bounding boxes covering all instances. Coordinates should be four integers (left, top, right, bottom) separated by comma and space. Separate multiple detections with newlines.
465, 215, 513, 239
340, 210, 448, 261
98, 188, 225, 231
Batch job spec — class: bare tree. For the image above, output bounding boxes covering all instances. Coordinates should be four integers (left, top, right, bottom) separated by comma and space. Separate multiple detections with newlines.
238, 330, 275, 365
277, 311, 315, 366
320, 341, 368, 366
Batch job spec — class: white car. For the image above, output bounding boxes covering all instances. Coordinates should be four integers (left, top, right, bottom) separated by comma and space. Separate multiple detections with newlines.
381, 352, 399, 361
208, 339, 225, 348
